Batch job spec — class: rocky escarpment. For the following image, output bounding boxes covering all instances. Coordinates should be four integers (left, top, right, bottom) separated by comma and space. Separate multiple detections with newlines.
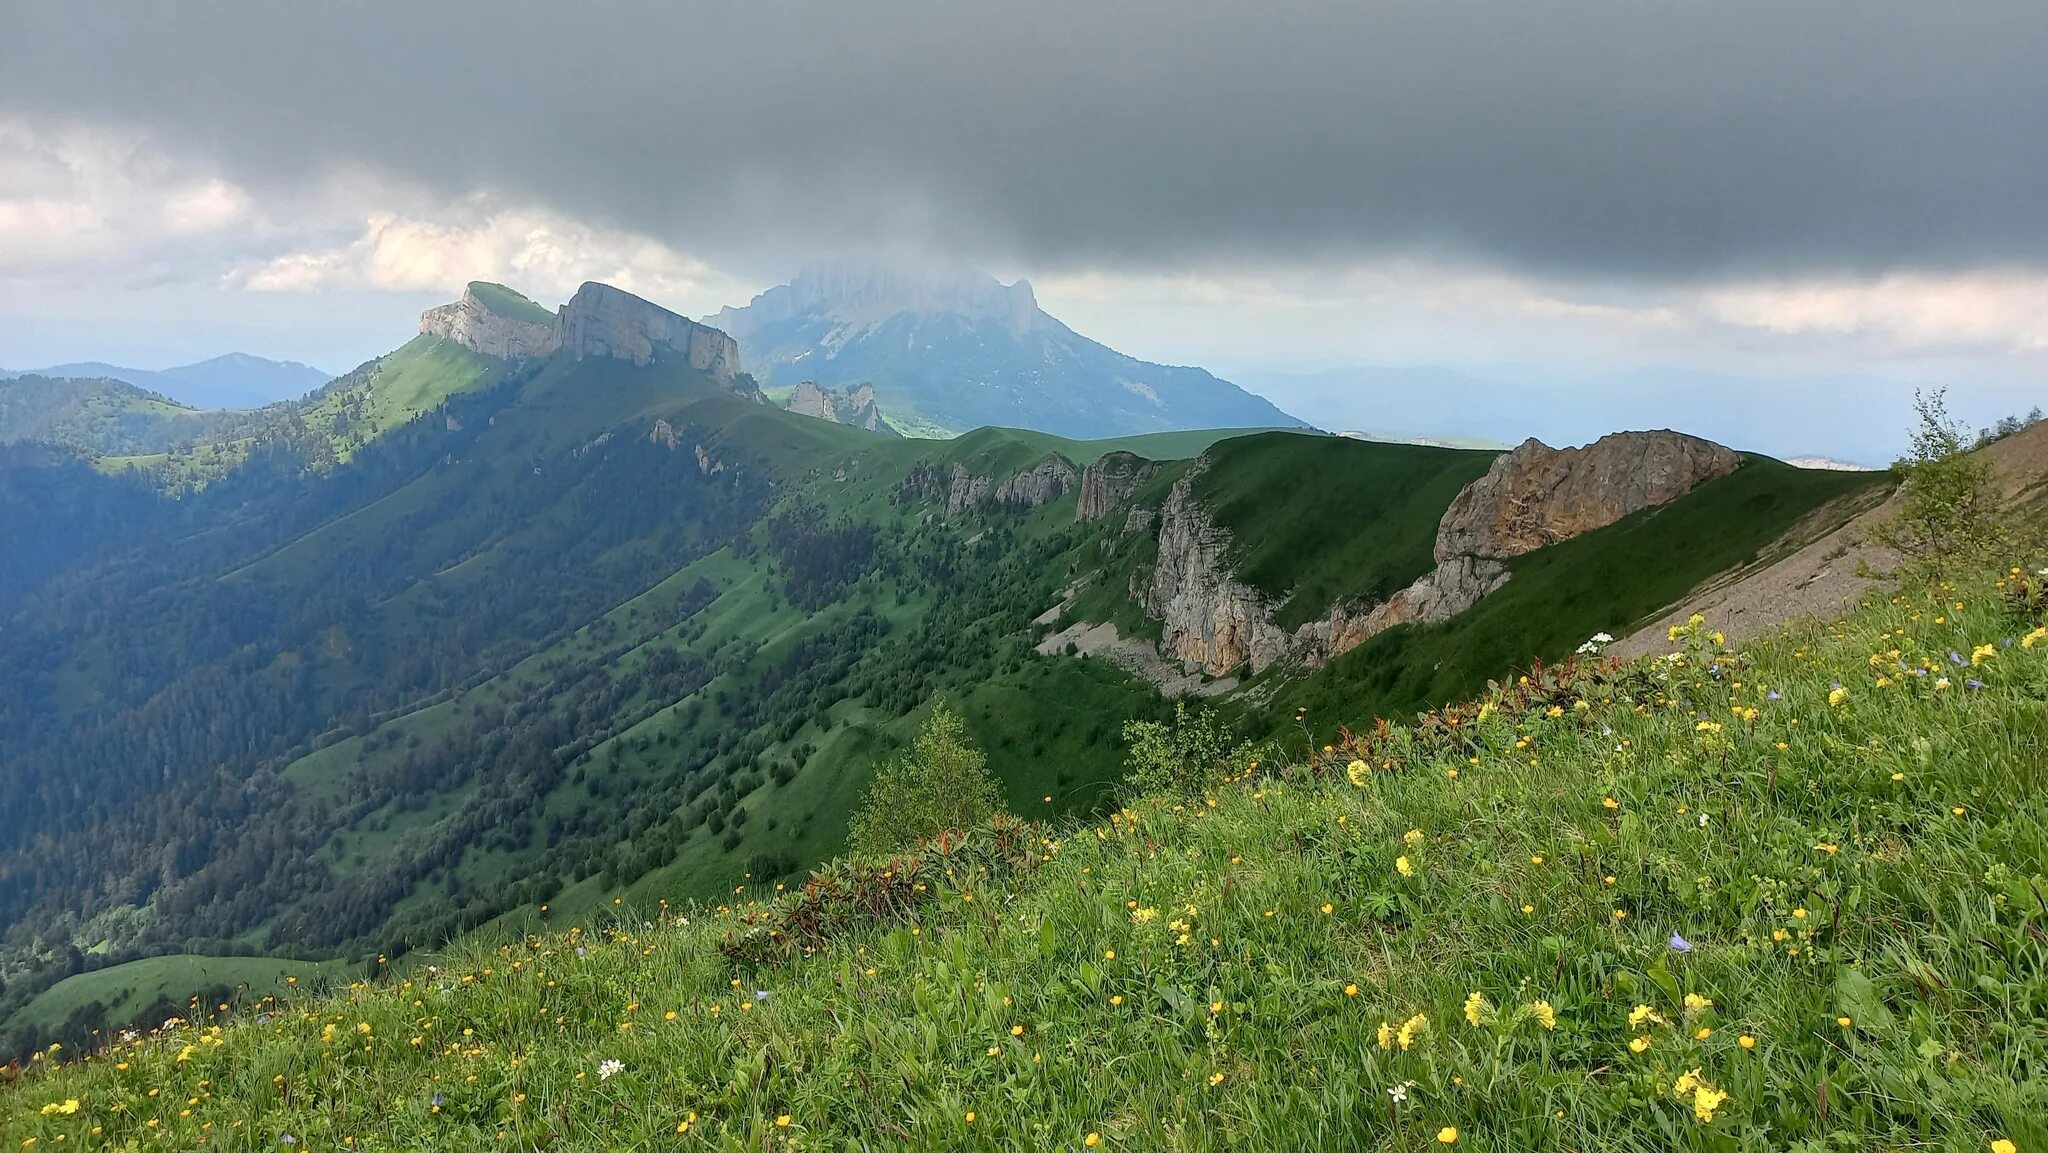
555, 283, 740, 379
943, 457, 1078, 517
1435, 431, 1740, 561
1133, 430, 1742, 676
785, 381, 897, 435
895, 456, 1080, 518
420, 281, 742, 384
1142, 468, 1293, 675
419, 284, 556, 360
1076, 451, 1158, 520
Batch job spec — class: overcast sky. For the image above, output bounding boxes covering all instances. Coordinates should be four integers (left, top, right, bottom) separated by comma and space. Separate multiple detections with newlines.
3, 0, 2044, 458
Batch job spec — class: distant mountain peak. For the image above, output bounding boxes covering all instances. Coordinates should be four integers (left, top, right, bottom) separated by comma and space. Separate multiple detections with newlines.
704, 261, 1305, 439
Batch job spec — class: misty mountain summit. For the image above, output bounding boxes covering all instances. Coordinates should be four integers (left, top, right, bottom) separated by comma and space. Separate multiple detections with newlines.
706, 261, 1308, 438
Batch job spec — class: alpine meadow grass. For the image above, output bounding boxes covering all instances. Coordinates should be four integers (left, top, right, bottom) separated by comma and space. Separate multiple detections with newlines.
6, 562, 2045, 1152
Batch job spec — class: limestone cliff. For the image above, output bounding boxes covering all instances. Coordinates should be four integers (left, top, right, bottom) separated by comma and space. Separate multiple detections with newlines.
1435, 431, 1740, 561
554, 283, 740, 380
1076, 451, 1158, 520
941, 456, 1078, 517
419, 283, 556, 360
419, 281, 743, 384
1126, 429, 1741, 676
993, 457, 1078, 508
785, 380, 897, 435
1141, 468, 1293, 676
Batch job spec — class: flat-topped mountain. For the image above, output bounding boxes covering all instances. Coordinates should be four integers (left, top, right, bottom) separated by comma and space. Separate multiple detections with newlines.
706, 261, 1308, 439
423, 281, 743, 381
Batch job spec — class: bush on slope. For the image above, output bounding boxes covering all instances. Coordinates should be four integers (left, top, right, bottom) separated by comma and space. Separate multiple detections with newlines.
6, 565, 2046, 1152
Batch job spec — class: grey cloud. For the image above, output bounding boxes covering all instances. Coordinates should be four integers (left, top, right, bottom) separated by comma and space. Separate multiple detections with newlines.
5, 0, 2046, 280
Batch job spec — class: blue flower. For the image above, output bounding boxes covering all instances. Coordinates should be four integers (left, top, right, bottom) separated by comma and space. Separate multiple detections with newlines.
1667, 932, 1694, 953
755, 990, 770, 1002
1949, 650, 1965, 665
431, 1093, 445, 1107
1966, 678, 1984, 690
1766, 690, 1781, 701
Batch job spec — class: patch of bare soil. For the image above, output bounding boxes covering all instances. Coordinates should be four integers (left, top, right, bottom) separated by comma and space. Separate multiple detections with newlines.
1034, 619, 1237, 698
1615, 421, 2048, 658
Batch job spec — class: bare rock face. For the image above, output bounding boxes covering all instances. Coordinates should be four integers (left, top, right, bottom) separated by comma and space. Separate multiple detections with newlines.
1113, 429, 1742, 676
419, 284, 556, 359
1143, 468, 1293, 676
785, 380, 897, 434
939, 456, 1077, 517
1435, 431, 1740, 562
994, 457, 1078, 508
417, 281, 742, 383
946, 464, 994, 517
555, 283, 740, 379
1076, 451, 1158, 520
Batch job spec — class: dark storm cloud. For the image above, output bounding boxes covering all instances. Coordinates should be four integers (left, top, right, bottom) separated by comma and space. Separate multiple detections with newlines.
6, 0, 2046, 279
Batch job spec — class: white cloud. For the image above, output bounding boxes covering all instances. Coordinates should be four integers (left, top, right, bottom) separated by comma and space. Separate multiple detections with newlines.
0, 119, 258, 279
1697, 272, 2048, 353
232, 202, 752, 314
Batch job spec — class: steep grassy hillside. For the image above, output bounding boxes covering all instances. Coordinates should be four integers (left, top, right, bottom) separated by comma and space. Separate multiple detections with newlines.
1194, 432, 1498, 626
8, 560, 2041, 1151
1266, 458, 1892, 731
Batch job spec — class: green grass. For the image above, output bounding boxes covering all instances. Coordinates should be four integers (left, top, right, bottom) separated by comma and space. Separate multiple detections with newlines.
5, 956, 333, 1036
1194, 433, 1499, 627
1271, 459, 1892, 730
9, 552, 2043, 1151
467, 281, 555, 325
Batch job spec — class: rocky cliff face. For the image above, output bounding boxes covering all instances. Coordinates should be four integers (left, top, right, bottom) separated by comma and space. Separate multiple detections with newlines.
419, 286, 556, 360
555, 283, 740, 379
1142, 468, 1294, 676
1435, 431, 1740, 562
1076, 451, 1158, 520
419, 281, 742, 384
785, 380, 896, 434
994, 457, 1078, 508
1128, 430, 1742, 676
940, 456, 1078, 517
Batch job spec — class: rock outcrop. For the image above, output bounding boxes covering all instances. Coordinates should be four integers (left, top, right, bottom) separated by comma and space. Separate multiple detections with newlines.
554, 283, 740, 379
419, 281, 742, 384
1142, 468, 1294, 676
1076, 451, 1158, 520
993, 457, 1078, 508
946, 464, 994, 518
419, 284, 556, 360
1435, 431, 1740, 562
785, 380, 897, 434
1126, 430, 1742, 676
937, 456, 1078, 518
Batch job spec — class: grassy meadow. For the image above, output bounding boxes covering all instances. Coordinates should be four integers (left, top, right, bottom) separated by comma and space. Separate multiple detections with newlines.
7, 554, 2044, 1151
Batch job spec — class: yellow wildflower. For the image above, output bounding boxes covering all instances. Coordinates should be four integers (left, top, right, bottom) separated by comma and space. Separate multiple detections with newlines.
1463, 991, 1489, 1026
1395, 856, 1415, 878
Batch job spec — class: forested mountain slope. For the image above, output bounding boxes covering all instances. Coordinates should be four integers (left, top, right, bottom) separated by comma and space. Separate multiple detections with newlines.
0, 279, 1889, 1059
8, 550, 2043, 1151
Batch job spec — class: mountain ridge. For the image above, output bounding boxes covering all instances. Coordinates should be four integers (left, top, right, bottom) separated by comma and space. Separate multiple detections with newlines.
2, 353, 332, 410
